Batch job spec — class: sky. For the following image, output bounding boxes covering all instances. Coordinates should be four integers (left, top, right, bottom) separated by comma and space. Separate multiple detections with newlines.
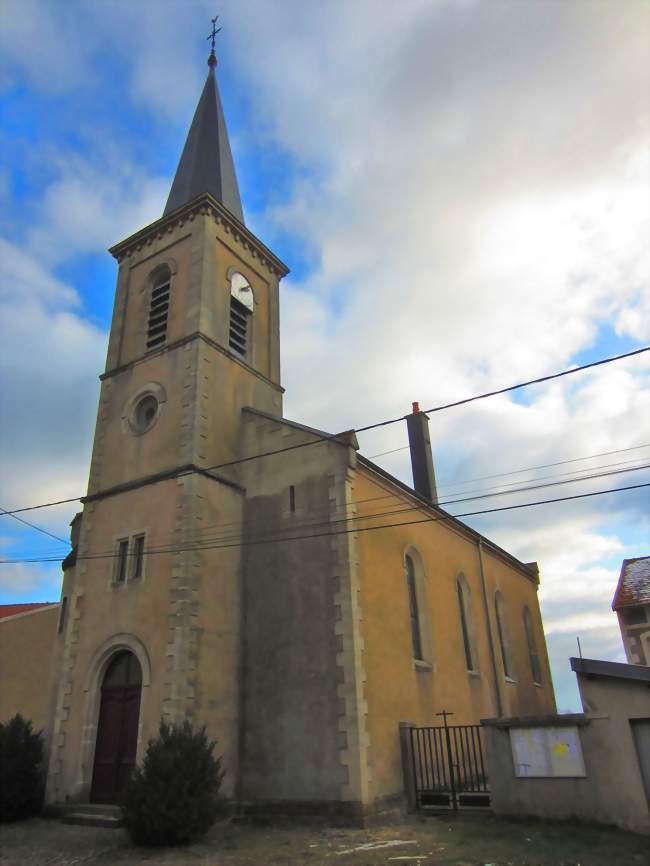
0, 0, 648, 713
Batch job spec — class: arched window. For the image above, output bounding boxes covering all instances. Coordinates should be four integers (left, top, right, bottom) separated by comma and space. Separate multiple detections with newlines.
229, 272, 254, 358
494, 591, 512, 678
523, 606, 542, 684
457, 574, 477, 672
146, 266, 171, 350
405, 554, 423, 660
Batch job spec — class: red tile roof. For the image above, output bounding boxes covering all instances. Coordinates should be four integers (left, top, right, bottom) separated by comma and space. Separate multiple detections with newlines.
0, 602, 57, 621
612, 556, 650, 610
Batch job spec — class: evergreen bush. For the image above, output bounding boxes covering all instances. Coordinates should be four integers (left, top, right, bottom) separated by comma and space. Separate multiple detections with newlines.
0, 714, 45, 822
121, 720, 225, 846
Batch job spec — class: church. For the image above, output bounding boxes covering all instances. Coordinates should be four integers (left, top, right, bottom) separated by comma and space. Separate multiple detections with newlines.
0, 42, 556, 821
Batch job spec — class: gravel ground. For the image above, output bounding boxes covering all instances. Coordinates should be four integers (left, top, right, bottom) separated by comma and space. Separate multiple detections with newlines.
1, 814, 648, 866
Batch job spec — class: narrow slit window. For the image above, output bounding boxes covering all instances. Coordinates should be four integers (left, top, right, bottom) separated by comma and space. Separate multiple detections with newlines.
132, 535, 145, 579
116, 539, 129, 584
523, 606, 542, 684
147, 269, 171, 350
229, 272, 253, 358
289, 485, 296, 512
495, 592, 512, 678
58, 596, 68, 634
405, 554, 423, 660
457, 577, 475, 671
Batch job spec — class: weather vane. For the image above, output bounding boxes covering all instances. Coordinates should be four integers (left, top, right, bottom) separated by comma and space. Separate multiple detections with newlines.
207, 15, 221, 61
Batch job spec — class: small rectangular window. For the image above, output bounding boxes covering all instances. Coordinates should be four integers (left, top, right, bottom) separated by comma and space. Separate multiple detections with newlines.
57, 596, 68, 634
132, 535, 145, 579
116, 539, 129, 583
289, 485, 296, 513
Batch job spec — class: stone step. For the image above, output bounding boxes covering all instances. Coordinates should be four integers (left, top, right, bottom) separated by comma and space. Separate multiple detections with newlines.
62, 810, 123, 829
65, 803, 121, 815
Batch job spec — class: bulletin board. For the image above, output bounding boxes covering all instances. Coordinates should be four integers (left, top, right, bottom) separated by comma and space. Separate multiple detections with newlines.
510, 726, 586, 777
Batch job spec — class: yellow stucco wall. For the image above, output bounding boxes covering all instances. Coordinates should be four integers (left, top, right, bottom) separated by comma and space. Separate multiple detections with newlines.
0, 606, 59, 733
354, 465, 556, 801
47, 473, 245, 804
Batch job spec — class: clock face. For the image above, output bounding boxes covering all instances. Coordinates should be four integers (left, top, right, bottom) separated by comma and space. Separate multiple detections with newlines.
230, 272, 254, 311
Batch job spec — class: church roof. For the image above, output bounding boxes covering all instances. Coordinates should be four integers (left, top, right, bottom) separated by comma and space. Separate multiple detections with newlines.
612, 555, 650, 609
164, 60, 244, 223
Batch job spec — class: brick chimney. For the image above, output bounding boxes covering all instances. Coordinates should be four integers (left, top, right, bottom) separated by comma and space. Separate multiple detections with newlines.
406, 402, 438, 504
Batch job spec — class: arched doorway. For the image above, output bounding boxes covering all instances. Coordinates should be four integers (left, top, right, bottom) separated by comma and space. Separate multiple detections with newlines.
90, 650, 142, 803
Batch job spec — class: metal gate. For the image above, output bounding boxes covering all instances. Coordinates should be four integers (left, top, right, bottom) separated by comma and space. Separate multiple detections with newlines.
409, 711, 490, 810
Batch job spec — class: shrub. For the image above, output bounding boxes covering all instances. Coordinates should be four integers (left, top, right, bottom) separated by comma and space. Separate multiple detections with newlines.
121, 720, 225, 846
0, 714, 45, 822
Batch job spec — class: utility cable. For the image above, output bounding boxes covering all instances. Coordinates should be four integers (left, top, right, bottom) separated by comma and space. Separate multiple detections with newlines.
2, 481, 647, 565
0, 505, 70, 546
2, 345, 648, 518
7, 458, 650, 561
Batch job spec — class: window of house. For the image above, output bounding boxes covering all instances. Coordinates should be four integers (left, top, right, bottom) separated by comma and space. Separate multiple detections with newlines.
457, 574, 477, 672
494, 591, 512, 678
146, 267, 171, 350
405, 554, 423, 660
115, 539, 129, 584
228, 272, 253, 358
523, 606, 542, 685
131, 535, 145, 579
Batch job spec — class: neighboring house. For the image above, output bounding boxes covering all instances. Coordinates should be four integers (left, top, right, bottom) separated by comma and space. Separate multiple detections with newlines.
483, 657, 650, 835
612, 556, 650, 665
0, 603, 60, 732
1, 44, 556, 820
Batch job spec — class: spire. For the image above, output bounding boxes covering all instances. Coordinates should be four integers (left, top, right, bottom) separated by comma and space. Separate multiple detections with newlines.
163, 29, 244, 223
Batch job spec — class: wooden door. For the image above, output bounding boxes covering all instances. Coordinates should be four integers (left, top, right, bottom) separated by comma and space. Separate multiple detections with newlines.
90, 651, 142, 803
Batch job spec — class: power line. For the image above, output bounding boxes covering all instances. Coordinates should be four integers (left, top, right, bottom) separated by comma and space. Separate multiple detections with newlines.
2, 481, 647, 566
369, 440, 650, 472
356, 345, 650, 433
437, 455, 649, 498
2, 344, 648, 518
0, 505, 70, 546
11, 460, 650, 562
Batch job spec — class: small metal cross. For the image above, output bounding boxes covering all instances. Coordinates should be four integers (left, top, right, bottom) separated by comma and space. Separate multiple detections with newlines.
436, 709, 454, 728
207, 15, 222, 53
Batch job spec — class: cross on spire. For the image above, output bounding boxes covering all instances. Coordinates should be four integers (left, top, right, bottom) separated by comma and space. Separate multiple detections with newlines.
207, 15, 221, 67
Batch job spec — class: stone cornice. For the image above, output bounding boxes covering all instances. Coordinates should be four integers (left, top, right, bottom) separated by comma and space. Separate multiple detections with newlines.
108, 193, 290, 278
83, 462, 245, 505
100, 330, 284, 394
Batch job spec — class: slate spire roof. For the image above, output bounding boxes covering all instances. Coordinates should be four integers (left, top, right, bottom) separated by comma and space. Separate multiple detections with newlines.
164, 52, 244, 223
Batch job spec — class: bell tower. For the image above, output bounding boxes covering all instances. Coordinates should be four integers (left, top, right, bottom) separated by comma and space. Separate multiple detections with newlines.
47, 40, 288, 806
89, 47, 288, 497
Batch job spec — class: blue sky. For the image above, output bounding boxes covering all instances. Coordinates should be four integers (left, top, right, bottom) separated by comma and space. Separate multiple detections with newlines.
1, 0, 649, 713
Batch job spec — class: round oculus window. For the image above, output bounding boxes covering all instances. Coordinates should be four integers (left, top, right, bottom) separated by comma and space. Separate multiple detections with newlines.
133, 394, 159, 433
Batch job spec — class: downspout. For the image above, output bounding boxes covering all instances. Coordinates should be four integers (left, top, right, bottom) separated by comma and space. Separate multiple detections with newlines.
477, 539, 503, 718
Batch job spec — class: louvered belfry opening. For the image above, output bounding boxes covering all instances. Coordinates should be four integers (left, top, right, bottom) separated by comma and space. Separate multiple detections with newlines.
147, 269, 171, 350
229, 297, 249, 356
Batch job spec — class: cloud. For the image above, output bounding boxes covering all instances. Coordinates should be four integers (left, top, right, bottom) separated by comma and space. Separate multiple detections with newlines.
0, 561, 62, 601
25, 154, 168, 267
0, 239, 105, 534
0, 0, 648, 711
